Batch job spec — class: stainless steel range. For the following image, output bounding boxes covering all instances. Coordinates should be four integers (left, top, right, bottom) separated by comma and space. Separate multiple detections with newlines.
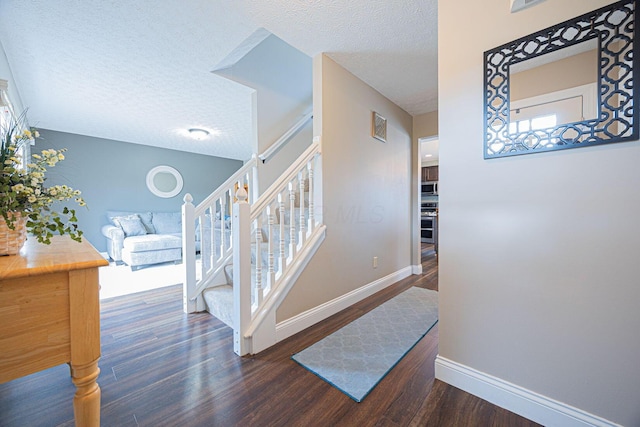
421, 202, 438, 244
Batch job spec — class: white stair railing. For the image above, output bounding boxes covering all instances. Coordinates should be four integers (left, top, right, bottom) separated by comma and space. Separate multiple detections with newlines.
182, 156, 258, 313
233, 136, 324, 355
258, 109, 313, 163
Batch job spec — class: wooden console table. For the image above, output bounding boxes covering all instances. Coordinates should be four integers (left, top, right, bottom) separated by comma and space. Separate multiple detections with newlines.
0, 235, 108, 426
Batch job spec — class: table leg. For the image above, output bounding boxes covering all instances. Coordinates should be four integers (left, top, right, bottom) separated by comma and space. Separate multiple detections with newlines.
71, 360, 101, 426
69, 268, 102, 426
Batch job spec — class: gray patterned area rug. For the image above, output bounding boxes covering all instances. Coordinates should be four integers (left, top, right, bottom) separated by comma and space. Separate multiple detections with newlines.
291, 286, 438, 402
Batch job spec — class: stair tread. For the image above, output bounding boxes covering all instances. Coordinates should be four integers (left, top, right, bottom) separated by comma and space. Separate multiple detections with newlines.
203, 285, 233, 327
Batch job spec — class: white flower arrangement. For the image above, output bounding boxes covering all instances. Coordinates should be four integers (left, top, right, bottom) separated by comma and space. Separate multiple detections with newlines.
1, 111, 86, 244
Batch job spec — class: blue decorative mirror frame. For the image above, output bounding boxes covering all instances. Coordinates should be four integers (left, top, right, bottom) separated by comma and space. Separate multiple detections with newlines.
484, 0, 638, 159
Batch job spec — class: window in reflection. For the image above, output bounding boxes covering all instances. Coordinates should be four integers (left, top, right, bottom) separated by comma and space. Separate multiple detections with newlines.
509, 114, 557, 135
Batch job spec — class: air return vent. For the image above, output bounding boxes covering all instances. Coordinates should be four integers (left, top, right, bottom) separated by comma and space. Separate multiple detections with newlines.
510, 0, 546, 13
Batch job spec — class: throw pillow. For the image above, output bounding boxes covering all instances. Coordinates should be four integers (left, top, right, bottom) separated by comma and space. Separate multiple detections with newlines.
152, 212, 182, 234
112, 215, 147, 237
109, 213, 139, 227
108, 211, 155, 234
137, 212, 156, 234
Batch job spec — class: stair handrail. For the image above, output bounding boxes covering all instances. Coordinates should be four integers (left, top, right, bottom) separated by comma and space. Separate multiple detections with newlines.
258, 109, 313, 164
234, 136, 323, 355
181, 106, 314, 315
197, 154, 259, 211
182, 155, 258, 313
251, 139, 319, 220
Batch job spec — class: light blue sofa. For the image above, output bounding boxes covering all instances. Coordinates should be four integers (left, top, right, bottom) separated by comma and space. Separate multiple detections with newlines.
101, 211, 185, 270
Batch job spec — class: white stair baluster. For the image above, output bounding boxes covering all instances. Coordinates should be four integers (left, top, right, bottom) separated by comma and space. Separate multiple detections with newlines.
197, 213, 208, 273
298, 171, 307, 247
220, 194, 227, 259
266, 203, 276, 293
278, 192, 287, 272
307, 159, 315, 234
288, 181, 297, 260
254, 215, 263, 308
209, 205, 217, 262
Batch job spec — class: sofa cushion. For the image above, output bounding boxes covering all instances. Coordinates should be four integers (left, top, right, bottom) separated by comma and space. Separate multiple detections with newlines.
112, 215, 147, 237
108, 210, 155, 234
123, 234, 182, 252
152, 212, 182, 234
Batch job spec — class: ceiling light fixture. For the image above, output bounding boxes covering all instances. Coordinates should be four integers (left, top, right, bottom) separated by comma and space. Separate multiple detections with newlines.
188, 128, 210, 140
424, 154, 433, 158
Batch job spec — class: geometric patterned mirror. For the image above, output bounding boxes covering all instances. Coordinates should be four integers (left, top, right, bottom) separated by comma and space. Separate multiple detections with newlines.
484, 0, 638, 159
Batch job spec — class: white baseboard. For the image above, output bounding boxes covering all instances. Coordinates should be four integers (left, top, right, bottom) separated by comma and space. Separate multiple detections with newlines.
412, 264, 422, 275
435, 356, 621, 427
275, 266, 413, 342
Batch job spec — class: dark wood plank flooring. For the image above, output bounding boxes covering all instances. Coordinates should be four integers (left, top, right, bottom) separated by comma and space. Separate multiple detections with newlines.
0, 244, 541, 426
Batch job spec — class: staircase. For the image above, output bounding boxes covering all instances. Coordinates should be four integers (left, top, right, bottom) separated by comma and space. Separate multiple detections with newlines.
181, 135, 325, 356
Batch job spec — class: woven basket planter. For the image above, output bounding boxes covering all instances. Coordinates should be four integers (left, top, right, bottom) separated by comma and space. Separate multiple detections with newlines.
0, 212, 27, 256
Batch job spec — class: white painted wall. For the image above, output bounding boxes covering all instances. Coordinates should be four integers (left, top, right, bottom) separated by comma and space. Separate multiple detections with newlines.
0, 40, 24, 117
438, 0, 640, 425
214, 34, 313, 192
276, 54, 413, 321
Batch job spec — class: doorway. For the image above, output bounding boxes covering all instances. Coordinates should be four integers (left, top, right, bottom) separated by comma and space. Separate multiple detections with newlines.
419, 136, 439, 262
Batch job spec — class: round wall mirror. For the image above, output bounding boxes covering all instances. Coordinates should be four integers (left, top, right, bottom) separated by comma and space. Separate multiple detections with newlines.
146, 165, 183, 198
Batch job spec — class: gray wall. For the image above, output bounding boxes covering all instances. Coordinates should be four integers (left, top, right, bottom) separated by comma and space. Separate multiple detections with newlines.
439, 0, 640, 425
37, 129, 242, 252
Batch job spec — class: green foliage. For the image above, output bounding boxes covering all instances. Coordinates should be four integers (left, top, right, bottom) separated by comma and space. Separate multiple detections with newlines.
1, 111, 86, 244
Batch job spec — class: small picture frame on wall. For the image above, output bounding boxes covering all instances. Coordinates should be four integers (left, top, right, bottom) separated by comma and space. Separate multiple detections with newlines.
372, 111, 387, 142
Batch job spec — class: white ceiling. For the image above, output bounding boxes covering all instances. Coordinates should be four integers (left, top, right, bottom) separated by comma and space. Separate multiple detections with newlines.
420, 136, 439, 164
0, 0, 438, 161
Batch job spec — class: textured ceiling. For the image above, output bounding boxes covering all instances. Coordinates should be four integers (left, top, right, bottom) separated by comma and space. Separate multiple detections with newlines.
0, 0, 438, 160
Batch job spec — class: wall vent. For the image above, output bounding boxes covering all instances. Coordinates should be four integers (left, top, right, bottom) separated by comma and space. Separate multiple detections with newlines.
510, 0, 546, 13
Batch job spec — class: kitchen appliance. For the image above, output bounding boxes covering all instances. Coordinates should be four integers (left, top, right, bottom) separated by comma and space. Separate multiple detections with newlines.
421, 181, 438, 196
421, 202, 438, 244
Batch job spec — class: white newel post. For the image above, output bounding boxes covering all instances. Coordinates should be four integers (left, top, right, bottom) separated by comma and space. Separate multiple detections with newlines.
233, 186, 252, 356
182, 194, 197, 313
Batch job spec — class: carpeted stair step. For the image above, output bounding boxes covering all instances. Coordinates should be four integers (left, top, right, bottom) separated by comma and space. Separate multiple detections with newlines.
203, 263, 256, 328
203, 284, 233, 327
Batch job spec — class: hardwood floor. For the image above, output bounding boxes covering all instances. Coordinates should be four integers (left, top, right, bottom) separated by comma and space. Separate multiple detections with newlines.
0, 245, 541, 426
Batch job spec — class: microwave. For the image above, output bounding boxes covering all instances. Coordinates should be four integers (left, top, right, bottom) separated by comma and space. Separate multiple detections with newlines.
421, 181, 438, 195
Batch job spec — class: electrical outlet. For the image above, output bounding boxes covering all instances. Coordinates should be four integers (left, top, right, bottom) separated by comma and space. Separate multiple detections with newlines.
373, 256, 378, 268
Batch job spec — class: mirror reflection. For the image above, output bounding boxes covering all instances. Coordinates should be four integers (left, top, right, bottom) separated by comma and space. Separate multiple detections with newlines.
153, 172, 178, 193
510, 38, 599, 131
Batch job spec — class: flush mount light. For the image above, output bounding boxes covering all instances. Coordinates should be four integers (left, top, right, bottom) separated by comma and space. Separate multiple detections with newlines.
188, 128, 210, 140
